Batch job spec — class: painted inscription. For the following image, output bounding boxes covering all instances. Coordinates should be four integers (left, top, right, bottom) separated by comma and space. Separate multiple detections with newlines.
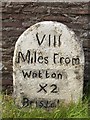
13, 21, 84, 108
16, 50, 80, 65
22, 97, 59, 108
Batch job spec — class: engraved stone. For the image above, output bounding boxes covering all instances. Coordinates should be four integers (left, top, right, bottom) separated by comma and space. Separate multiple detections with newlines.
13, 21, 84, 108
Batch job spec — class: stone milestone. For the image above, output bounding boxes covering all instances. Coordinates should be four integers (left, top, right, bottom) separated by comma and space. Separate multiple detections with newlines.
13, 21, 84, 108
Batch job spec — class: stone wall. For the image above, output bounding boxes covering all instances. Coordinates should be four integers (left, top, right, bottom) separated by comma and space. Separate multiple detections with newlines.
2, 2, 90, 94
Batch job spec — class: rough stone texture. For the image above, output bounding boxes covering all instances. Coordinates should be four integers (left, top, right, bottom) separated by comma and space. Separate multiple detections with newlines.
13, 21, 84, 107
2, 2, 90, 95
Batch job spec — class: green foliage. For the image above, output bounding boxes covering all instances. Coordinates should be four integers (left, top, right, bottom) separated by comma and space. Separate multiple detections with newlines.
2, 95, 89, 118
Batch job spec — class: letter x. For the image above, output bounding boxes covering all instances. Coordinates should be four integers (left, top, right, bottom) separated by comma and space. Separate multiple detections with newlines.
37, 84, 47, 93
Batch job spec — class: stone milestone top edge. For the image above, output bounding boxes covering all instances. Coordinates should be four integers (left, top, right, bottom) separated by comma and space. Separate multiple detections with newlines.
14, 21, 83, 51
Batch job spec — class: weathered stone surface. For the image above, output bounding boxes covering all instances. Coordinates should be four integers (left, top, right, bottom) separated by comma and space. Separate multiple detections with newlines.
13, 21, 84, 108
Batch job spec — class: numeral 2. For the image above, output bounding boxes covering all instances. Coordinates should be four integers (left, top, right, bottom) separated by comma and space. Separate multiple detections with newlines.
50, 84, 58, 93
